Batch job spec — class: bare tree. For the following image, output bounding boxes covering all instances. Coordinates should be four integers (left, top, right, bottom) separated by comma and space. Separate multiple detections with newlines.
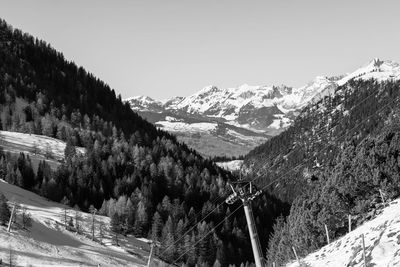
89, 205, 97, 241
45, 143, 52, 159
99, 221, 105, 245
32, 141, 38, 155
7, 245, 17, 267
74, 205, 82, 234
21, 206, 32, 230
60, 206, 69, 230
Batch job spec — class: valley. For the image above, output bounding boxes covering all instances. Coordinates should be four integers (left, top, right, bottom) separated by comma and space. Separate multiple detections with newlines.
1, 8, 400, 267
126, 58, 400, 157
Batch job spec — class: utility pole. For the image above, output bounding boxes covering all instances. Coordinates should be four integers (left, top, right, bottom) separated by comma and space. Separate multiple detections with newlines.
7, 202, 16, 232
89, 206, 97, 241
226, 182, 264, 267
147, 240, 159, 267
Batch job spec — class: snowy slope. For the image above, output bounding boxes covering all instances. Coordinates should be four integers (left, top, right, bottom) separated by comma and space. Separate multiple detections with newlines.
338, 58, 400, 86
286, 198, 400, 267
216, 160, 243, 172
0, 179, 159, 267
0, 130, 85, 162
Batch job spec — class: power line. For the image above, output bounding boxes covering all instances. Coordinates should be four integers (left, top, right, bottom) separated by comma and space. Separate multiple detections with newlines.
243, 81, 392, 188
167, 80, 398, 265
158, 166, 236, 257
248, 82, 382, 176
158, 198, 224, 259
252, 91, 397, 189
171, 203, 244, 265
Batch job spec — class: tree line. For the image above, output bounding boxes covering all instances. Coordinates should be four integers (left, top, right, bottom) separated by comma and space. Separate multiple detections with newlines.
244, 78, 400, 264
0, 18, 289, 266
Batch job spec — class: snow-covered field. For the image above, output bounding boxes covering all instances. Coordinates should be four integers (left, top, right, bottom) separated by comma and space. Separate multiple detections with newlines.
287, 198, 400, 267
156, 120, 218, 133
0, 179, 157, 267
0, 131, 85, 160
0, 130, 85, 162
216, 160, 243, 171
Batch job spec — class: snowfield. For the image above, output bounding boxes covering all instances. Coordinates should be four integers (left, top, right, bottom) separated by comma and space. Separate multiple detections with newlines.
337, 58, 400, 86
287, 198, 400, 267
155, 121, 218, 133
0, 179, 157, 266
216, 160, 243, 172
0, 130, 85, 161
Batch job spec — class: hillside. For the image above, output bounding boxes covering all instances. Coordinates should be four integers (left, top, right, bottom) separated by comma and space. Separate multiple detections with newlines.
0, 130, 85, 170
0, 179, 153, 266
126, 59, 400, 157
239, 63, 400, 264
0, 18, 289, 266
287, 197, 400, 267
244, 60, 400, 202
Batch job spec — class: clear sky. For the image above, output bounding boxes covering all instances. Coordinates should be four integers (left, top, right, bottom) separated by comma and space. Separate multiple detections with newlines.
1, 0, 400, 99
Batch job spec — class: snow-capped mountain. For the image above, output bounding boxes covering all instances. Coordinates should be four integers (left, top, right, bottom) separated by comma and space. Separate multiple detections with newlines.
126, 58, 400, 157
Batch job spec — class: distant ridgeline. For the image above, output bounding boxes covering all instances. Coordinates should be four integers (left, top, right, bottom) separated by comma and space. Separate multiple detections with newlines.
244, 78, 400, 264
0, 19, 289, 266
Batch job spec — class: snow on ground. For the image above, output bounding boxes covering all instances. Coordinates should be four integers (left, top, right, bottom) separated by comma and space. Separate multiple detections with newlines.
216, 160, 243, 172
0, 179, 157, 267
287, 198, 400, 267
268, 115, 292, 130
224, 129, 266, 143
155, 121, 218, 133
0, 130, 85, 162
338, 58, 400, 86
165, 116, 181, 122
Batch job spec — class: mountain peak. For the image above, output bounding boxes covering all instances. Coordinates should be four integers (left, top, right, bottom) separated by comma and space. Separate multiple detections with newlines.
363, 58, 400, 70
369, 57, 384, 68
199, 85, 219, 93
126, 95, 155, 102
337, 58, 400, 86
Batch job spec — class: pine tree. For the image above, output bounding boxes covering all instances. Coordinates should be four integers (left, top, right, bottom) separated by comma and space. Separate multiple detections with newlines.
64, 138, 76, 161
213, 259, 222, 267
151, 211, 163, 242
0, 193, 11, 226
133, 200, 148, 236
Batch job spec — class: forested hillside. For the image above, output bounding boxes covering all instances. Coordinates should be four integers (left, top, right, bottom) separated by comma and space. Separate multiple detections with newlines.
243, 77, 400, 264
0, 19, 290, 266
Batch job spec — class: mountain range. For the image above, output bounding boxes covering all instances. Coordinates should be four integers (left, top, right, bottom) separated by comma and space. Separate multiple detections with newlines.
3, 16, 400, 267
126, 58, 400, 157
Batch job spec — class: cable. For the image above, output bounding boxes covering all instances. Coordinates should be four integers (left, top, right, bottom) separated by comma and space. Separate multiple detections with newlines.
243, 81, 392, 188
253, 91, 397, 189
248, 82, 381, 175
171, 202, 244, 265
158, 198, 225, 258
167, 81, 398, 265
